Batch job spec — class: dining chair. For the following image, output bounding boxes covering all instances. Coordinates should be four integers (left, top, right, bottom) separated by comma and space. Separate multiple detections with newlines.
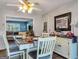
2, 35, 25, 59
13, 35, 24, 44
42, 33, 50, 37
28, 37, 56, 59
13, 35, 34, 59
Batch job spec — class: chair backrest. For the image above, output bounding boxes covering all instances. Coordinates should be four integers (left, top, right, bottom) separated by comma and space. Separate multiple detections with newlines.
2, 35, 10, 56
3, 35, 19, 56
42, 33, 49, 37
37, 37, 56, 59
13, 35, 23, 39
13, 35, 25, 44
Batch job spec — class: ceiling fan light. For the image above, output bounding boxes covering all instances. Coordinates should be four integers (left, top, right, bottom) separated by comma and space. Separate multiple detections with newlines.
28, 7, 33, 13
22, 9, 26, 13
28, 3, 34, 7
31, 3, 34, 6
19, 6, 23, 10
23, 5, 27, 10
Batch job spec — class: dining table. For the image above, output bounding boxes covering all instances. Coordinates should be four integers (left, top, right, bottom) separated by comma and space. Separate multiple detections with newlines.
14, 37, 38, 59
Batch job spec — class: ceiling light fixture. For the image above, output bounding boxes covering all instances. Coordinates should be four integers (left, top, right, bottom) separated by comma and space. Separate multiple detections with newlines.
6, 0, 41, 14
18, 0, 34, 13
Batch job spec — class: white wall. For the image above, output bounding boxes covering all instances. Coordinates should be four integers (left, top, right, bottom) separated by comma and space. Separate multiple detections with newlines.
33, 16, 43, 36
0, 9, 6, 50
42, 0, 78, 36
0, 7, 43, 36
0, 15, 5, 35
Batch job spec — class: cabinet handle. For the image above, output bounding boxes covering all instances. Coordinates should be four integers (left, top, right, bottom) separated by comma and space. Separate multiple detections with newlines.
57, 45, 61, 47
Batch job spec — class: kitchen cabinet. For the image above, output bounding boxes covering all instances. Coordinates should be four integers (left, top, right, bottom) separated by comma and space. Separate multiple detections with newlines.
6, 23, 20, 32
6, 22, 27, 32
54, 37, 77, 59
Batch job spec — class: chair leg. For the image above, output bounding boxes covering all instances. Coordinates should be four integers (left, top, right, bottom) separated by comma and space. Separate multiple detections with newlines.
20, 53, 23, 59
8, 55, 10, 59
23, 51, 25, 59
50, 53, 53, 59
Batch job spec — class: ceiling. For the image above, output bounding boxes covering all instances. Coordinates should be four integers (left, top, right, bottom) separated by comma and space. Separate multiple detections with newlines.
0, 0, 75, 15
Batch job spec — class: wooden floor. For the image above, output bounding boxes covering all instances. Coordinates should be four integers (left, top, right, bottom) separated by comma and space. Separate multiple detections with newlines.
0, 53, 66, 59
0, 50, 6, 57
0, 57, 8, 59
53, 53, 67, 59
0, 50, 66, 59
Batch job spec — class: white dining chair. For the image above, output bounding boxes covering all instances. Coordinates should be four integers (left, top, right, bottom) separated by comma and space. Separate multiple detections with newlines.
28, 37, 56, 59
42, 33, 50, 37
2, 35, 25, 59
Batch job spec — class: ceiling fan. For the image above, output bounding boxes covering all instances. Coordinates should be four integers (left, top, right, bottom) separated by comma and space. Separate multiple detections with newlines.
7, 0, 41, 13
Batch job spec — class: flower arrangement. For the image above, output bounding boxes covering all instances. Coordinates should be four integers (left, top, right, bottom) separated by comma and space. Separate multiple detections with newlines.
66, 31, 74, 38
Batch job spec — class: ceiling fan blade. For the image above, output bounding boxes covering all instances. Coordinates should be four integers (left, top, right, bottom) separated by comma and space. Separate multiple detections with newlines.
33, 7, 41, 11
18, 0, 25, 4
6, 4, 21, 7
34, 3, 39, 5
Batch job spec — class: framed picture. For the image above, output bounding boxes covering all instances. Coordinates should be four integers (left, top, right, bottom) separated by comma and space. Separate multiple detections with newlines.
54, 12, 71, 31
43, 22, 47, 32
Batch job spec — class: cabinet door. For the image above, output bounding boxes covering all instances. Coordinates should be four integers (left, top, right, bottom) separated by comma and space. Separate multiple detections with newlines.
20, 23, 27, 32
14, 24, 20, 32
6, 23, 12, 31
6, 23, 20, 32
54, 37, 69, 58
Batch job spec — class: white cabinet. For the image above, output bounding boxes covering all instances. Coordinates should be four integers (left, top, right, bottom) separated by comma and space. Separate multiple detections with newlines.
6, 23, 20, 32
54, 37, 77, 59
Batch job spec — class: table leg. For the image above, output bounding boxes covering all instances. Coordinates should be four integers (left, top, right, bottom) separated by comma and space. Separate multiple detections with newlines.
23, 51, 25, 59
26, 49, 29, 59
